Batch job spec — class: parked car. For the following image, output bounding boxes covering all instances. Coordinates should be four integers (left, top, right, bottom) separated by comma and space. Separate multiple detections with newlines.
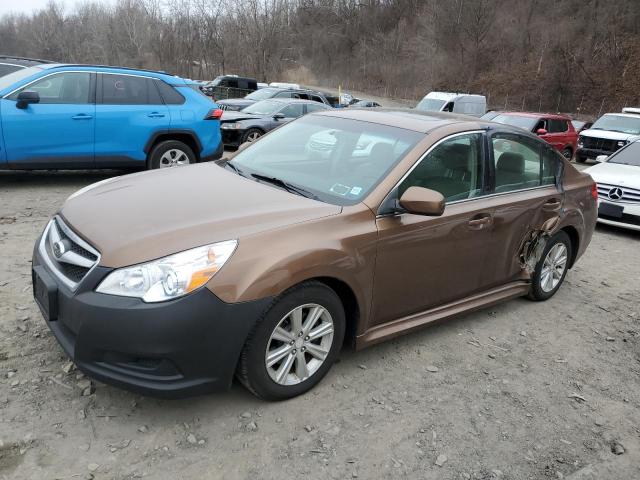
584, 140, 640, 231
0, 55, 51, 78
490, 112, 578, 159
217, 87, 335, 111
220, 98, 330, 146
352, 99, 381, 108
571, 120, 593, 133
0, 63, 223, 170
33, 108, 596, 400
202, 75, 258, 100
416, 91, 486, 117
576, 109, 640, 163
481, 110, 503, 121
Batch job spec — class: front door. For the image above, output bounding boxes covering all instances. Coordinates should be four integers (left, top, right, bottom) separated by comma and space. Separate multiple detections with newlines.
1, 71, 95, 168
371, 131, 495, 326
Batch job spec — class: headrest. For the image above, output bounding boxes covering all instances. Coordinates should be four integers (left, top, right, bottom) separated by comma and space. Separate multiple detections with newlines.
497, 152, 525, 174
368, 142, 394, 162
441, 143, 470, 171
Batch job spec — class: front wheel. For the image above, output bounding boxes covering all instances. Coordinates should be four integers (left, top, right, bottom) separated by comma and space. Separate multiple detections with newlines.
237, 282, 345, 400
242, 128, 263, 144
562, 147, 573, 160
528, 231, 572, 301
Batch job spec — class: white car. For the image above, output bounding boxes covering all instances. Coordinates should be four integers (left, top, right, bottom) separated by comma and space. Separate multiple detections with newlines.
584, 140, 640, 231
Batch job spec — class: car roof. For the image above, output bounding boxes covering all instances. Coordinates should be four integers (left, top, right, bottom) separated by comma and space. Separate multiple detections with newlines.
0, 56, 52, 66
34, 63, 184, 83
315, 108, 509, 133
499, 111, 571, 120
602, 112, 640, 119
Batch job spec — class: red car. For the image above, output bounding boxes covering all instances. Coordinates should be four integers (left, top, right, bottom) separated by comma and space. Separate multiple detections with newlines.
490, 112, 578, 160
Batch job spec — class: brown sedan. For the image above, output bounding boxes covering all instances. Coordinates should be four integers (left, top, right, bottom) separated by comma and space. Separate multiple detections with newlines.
32, 109, 597, 400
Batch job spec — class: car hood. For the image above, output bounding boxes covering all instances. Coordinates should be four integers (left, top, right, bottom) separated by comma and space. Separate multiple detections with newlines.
580, 129, 640, 141
60, 164, 341, 268
584, 162, 640, 188
220, 111, 266, 123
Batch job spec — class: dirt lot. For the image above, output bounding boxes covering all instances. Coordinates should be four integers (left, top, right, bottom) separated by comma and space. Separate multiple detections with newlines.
1, 164, 639, 480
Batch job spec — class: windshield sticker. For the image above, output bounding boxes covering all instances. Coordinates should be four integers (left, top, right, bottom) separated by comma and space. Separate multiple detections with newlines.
330, 184, 351, 196
350, 186, 363, 196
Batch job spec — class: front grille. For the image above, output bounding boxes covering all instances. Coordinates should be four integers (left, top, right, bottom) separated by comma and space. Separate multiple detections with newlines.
218, 104, 228, 110
596, 183, 640, 204
581, 136, 621, 153
39, 216, 100, 290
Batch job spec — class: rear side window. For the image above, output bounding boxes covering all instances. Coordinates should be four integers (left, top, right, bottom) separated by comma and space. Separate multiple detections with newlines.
274, 91, 293, 98
492, 133, 555, 193
155, 80, 185, 105
306, 103, 328, 113
101, 74, 152, 105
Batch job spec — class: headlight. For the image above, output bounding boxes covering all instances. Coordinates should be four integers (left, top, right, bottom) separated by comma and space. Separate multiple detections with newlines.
617, 141, 627, 147
221, 122, 242, 130
96, 240, 237, 302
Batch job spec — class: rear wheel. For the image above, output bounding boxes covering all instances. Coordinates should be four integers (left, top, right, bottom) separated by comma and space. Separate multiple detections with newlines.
237, 282, 345, 400
148, 140, 195, 169
528, 231, 572, 301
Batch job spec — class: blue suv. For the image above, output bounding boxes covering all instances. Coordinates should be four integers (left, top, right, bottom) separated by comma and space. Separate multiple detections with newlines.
0, 64, 223, 170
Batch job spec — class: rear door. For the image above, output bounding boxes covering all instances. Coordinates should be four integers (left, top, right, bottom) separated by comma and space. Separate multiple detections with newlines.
1, 71, 95, 168
270, 103, 305, 129
482, 131, 563, 288
545, 118, 569, 152
94, 73, 169, 167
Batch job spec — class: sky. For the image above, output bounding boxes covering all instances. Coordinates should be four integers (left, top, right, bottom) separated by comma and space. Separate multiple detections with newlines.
0, 0, 114, 16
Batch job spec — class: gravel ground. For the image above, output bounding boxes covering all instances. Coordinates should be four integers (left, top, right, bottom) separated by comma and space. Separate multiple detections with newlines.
1, 163, 639, 480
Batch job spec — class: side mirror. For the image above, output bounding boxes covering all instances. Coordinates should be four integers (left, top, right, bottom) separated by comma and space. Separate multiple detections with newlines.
595, 155, 608, 163
273, 113, 285, 120
536, 128, 548, 136
399, 186, 445, 216
16, 90, 40, 109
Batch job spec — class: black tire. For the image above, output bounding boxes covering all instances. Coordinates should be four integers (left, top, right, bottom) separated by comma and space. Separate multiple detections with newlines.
241, 128, 263, 144
562, 147, 573, 160
528, 231, 572, 301
237, 281, 346, 400
147, 140, 196, 170
575, 155, 587, 164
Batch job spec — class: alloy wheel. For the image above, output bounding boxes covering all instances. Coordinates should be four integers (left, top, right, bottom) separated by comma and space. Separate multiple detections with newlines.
246, 131, 261, 142
265, 304, 334, 386
159, 149, 190, 168
540, 243, 568, 292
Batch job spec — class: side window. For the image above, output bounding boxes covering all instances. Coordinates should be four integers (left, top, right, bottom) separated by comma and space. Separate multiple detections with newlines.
311, 95, 324, 103
102, 74, 149, 105
279, 104, 304, 118
237, 79, 248, 89
306, 103, 327, 113
541, 147, 560, 186
492, 133, 553, 192
155, 80, 185, 105
548, 119, 567, 133
534, 119, 547, 132
275, 91, 292, 98
11, 72, 91, 104
399, 133, 485, 202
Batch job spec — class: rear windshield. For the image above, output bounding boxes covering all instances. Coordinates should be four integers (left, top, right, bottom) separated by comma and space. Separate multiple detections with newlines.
492, 114, 537, 132
591, 115, 640, 135
609, 142, 640, 167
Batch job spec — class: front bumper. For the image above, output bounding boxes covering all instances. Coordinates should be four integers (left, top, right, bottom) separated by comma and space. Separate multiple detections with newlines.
576, 147, 613, 161
596, 200, 640, 232
221, 129, 245, 148
32, 243, 271, 398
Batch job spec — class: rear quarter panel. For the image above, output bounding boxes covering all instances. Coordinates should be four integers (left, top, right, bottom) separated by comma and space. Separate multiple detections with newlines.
169, 87, 221, 157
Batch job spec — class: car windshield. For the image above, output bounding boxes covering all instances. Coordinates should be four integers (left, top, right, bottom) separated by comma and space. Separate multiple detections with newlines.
245, 88, 279, 100
491, 114, 538, 131
242, 100, 284, 115
608, 142, 640, 167
591, 115, 640, 135
416, 98, 446, 112
230, 115, 423, 206
0, 66, 41, 91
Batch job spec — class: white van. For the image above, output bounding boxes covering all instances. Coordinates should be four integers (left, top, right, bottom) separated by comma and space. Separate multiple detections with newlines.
416, 91, 487, 117
269, 82, 300, 89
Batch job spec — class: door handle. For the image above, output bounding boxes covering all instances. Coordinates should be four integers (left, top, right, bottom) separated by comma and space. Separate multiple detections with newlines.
543, 199, 562, 211
468, 214, 493, 230
147, 112, 166, 118
72, 114, 93, 120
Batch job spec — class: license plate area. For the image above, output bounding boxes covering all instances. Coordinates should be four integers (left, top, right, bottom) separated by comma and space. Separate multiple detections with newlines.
33, 265, 58, 321
599, 202, 624, 219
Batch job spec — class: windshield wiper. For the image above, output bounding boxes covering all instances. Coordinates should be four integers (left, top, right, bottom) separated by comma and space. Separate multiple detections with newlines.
224, 161, 247, 178
251, 173, 320, 200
